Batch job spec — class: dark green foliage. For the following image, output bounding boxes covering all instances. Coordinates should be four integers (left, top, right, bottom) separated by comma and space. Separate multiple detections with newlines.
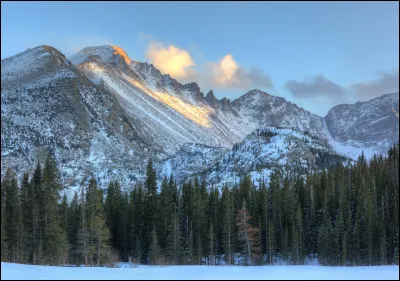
40, 154, 68, 265
1, 173, 8, 261
85, 178, 112, 266
105, 181, 128, 260
67, 191, 80, 265
3, 168, 22, 263
1, 144, 398, 266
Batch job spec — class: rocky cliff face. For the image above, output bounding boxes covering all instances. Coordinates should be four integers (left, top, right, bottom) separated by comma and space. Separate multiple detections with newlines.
325, 93, 399, 154
232, 89, 326, 138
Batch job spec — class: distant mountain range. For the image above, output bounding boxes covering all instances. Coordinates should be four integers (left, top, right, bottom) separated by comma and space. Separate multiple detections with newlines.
1, 45, 398, 191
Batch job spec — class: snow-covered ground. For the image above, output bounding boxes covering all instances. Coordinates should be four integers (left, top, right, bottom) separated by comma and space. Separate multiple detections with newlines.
1, 262, 399, 280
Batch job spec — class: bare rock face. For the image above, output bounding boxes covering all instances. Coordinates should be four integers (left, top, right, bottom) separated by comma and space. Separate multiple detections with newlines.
205, 90, 219, 108
232, 89, 326, 138
325, 93, 399, 153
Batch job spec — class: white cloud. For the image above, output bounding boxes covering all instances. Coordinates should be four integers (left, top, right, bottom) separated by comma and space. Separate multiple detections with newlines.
207, 54, 273, 90
213, 54, 239, 85
146, 41, 196, 79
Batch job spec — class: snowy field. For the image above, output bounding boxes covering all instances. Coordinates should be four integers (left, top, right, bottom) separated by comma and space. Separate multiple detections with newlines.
1, 262, 399, 280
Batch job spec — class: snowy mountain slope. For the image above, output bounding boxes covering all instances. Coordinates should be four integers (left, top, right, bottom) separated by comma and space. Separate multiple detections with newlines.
233, 89, 399, 158
72, 45, 399, 159
1, 46, 155, 191
71, 46, 248, 155
159, 127, 348, 188
1, 45, 72, 90
156, 143, 229, 184
1, 45, 398, 190
232, 90, 326, 138
325, 92, 399, 156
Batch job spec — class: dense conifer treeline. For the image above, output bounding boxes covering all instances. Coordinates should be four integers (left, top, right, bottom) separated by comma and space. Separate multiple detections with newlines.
1, 144, 399, 266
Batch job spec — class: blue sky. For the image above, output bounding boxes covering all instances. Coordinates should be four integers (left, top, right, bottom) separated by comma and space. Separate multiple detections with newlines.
1, 1, 398, 116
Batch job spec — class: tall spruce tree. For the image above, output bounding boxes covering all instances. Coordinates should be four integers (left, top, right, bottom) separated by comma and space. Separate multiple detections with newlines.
4, 168, 23, 263
85, 178, 112, 266
143, 159, 158, 263
68, 191, 81, 265
221, 184, 234, 265
236, 200, 260, 265
40, 154, 68, 265
1, 172, 9, 261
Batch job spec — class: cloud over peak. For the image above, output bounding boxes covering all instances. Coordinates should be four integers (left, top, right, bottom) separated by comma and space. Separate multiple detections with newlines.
286, 74, 347, 100
351, 70, 399, 101
210, 54, 273, 90
142, 37, 273, 92
214, 54, 238, 85
286, 71, 399, 115
146, 41, 196, 79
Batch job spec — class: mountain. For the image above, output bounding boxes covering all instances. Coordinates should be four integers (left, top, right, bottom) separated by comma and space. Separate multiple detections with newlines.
1, 45, 154, 190
156, 143, 229, 186
231, 89, 326, 138
70, 45, 248, 156
158, 127, 348, 188
325, 92, 399, 155
1, 45, 398, 189
232, 90, 399, 159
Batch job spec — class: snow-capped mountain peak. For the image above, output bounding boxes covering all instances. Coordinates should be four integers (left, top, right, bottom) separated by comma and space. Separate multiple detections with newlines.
1, 45, 72, 86
69, 45, 131, 67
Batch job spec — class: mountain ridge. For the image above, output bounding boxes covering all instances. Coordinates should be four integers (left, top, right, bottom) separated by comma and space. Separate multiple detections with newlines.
1, 44, 398, 190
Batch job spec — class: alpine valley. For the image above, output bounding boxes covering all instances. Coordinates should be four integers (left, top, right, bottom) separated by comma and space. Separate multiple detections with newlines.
1, 45, 399, 192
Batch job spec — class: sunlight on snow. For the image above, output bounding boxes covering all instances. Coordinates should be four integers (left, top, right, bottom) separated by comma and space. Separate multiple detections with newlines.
86, 62, 214, 128
126, 75, 215, 127
152, 92, 214, 128
111, 45, 131, 65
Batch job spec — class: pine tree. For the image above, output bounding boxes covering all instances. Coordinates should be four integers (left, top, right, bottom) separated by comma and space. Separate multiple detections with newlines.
28, 161, 42, 265
143, 159, 158, 263
158, 176, 169, 254
77, 184, 89, 266
20, 173, 30, 263
236, 200, 259, 265
4, 168, 23, 263
85, 178, 112, 266
221, 184, 234, 265
40, 153, 68, 265
68, 191, 80, 265
128, 183, 144, 263
105, 181, 126, 259
166, 209, 181, 265
163, 175, 180, 264
150, 226, 160, 265
208, 223, 216, 265
267, 170, 280, 262
180, 181, 192, 264
1, 174, 8, 261
59, 194, 69, 264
